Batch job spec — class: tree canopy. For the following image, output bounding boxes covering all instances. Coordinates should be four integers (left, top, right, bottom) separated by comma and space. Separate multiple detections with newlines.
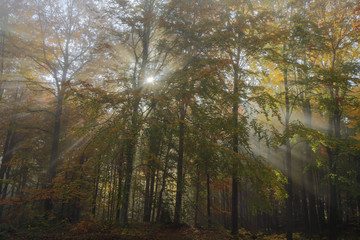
0, 0, 360, 239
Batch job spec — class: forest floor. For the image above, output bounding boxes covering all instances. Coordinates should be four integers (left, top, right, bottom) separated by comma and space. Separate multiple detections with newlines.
2, 222, 359, 240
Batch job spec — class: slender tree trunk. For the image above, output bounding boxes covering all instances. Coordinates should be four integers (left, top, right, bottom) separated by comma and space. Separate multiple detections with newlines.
92, 163, 101, 217
284, 68, 293, 240
299, 97, 309, 230
144, 115, 161, 222
327, 123, 338, 240
174, 102, 185, 225
328, 144, 337, 239
152, 169, 159, 222
45, 91, 64, 212
231, 117, 239, 235
0, 165, 11, 216
326, 49, 341, 239
148, 168, 156, 221
231, 58, 240, 236
120, 96, 141, 225
157, 136, 172, 222
101, 164, 109, 221
1, 167, 11, 200
116, 161, 123, 222
131, 169, 139, 222
107, 160, 114, 221
300, 159, 309, 231
143, 166, 151, 221
326, 85, 341, 240
72, 154, 86, 222
19, 158, 28, 193
315, 169, 326, 232
194, 168, 200, 226
0, 124, 15, 196
222, 187, 227, 228
111, 166, 117, 221
303, 99, 319, 235
206, 172, 211, 228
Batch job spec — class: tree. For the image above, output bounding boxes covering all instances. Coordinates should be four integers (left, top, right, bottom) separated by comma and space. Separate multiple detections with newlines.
22, 0, 98, 212
307, 1, 359, 238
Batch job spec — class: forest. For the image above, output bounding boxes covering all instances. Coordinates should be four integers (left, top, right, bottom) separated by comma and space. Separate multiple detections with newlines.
0, 0, 360, 239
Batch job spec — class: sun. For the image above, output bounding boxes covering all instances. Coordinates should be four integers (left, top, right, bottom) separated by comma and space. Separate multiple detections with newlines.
145, 76, 155, 83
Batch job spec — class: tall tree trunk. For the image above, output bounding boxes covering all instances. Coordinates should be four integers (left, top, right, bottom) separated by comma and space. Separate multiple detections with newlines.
120, 100, 140, 225
116, 149, 124, 223
143, 166, 151, 221
326, 48, 341, 239
45, 92, 64, 212
315, 169, 326, 232
144, 114, 161, 222
0, 123, 15, 197
222, 187, 227, 228
148, 169, 156, 221
300, 96, 309, 232
152, 169, 159, 222
92, 163, 101, 217
300, 158, 309, 231
148, 141, 160, 222
107, 160, 114, 221
174, 102, 185, 225
131, 168, 139, 222
231, 119, 239, 234
231, 56, 240, 236
1, 166, 11, 202
157, 135, 172, 222
327, 101, 340, 239
206, 172, 211, 228
194, 168, 200, 226
303, 99, 319, 235
327, 145, 337, 240
324, 78, 341, 239
284, 68, 293, 240
72, 153, 86, 222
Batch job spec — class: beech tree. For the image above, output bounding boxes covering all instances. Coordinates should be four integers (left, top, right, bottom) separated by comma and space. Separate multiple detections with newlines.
21, 0, 98, 212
